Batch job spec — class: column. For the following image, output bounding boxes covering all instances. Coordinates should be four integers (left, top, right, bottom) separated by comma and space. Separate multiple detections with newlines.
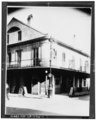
73, 77, 75, 88
52, 75, 55, 96
84, 78, 86, 87
18, 76, 24, 95
81, 79, 83, 88
79, 78, 82, 88
45, 75, 47, 95
31, 49, 33, 66
72, 77, 76, 94
77, 78, 80, 88
82, 78, 84, 87
31, 83, 33, 94
87, 78, 90, 90
38, 81, 41, 95
11, 78, 16, 93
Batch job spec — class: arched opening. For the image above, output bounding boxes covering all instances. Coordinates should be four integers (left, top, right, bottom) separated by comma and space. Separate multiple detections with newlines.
8, 26, 21, 33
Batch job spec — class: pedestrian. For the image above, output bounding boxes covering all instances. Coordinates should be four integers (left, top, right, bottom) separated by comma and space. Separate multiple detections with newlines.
6, 83, 9, 100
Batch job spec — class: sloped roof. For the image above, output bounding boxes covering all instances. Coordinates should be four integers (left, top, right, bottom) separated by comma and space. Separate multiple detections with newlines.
7, 17, 47, 36
7, 18, 90, 58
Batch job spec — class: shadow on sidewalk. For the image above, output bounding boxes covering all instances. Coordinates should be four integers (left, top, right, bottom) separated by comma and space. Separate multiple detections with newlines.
6, 107, 60, 116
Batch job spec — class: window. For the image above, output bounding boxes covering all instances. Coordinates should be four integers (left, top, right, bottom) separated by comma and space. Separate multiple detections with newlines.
85, 61, 89, 72
18, 31, 22, 41
62, 53, 66, 62
69, 56, 75, 69
7, 34, 9, 44
8, 53, 11, 63
80, 59, 82, 71
16, 50, 22, 65
33, 48, 39, 66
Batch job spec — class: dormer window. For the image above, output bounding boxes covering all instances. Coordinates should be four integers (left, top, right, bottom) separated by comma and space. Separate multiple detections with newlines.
18, 31, 22, 41
8, 26, 22, 43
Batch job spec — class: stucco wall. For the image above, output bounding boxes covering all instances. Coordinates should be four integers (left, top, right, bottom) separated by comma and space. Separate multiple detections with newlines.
50, 42, 90, 73
8, 40, 90, 74
7, 40, 50, 67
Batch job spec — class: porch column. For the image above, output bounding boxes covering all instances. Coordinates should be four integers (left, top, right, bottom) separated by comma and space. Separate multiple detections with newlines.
31, 83, 33, 94
82, 78, 85, 87
77, 78, 80, 88
79, 78, 82, 88
45, 75, 47, 95
86, 78, 90, 90
52, 75, 55, 96
19, 76, 24, 95
73, 77, 75, 88
11, 78, 16, 93
84, 78, 86, 87
38, 81, 41, 95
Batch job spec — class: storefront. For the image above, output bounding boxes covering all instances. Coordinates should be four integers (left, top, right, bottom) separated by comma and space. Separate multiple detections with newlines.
7, 67, 90, 97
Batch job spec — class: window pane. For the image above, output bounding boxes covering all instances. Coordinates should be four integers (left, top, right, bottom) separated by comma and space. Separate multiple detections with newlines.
18, 31, 21, 40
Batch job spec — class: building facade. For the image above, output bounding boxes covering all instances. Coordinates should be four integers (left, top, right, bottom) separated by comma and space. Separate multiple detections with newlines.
7, 18, 90, 96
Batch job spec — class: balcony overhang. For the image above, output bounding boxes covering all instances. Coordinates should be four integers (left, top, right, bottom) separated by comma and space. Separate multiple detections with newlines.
7, 66, 90, 78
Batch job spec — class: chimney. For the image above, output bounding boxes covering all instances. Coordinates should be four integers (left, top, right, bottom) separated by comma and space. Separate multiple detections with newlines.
27, 14, 33, 26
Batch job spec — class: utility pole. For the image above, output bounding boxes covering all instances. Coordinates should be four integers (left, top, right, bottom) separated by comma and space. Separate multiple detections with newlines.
48, 36, 52, 98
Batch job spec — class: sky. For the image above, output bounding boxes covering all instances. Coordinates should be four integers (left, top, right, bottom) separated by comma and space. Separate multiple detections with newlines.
7, 7, 92, 55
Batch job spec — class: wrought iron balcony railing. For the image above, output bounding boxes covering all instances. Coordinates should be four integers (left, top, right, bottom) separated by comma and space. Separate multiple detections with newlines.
7, 58, 41, 68
7, 58, 89, 73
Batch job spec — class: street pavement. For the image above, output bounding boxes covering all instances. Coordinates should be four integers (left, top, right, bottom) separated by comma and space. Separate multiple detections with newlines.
5, 94, 90, 117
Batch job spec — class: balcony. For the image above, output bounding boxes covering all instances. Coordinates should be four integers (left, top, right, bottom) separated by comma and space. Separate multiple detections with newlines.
7, 58, 41, 68
7, 58, 50, 69
7, 59, 89, 74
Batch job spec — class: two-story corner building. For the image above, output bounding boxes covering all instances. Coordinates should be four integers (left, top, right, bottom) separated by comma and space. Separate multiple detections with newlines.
7, 17, 90, 97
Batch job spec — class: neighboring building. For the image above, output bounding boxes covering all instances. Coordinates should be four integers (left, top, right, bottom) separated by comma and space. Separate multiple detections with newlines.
7, 17, 90, 96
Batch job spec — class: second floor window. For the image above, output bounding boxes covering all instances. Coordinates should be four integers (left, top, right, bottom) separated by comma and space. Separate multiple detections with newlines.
62, 53, 66, 62
80, 59, 82, 71
33, 47, 39, 66
16, 50, 22, 65
85, 61, 89, 72
7, 34, 9, 44
69, 57, 75, 69
8, 53, 11, 63
18, 31, 22, 41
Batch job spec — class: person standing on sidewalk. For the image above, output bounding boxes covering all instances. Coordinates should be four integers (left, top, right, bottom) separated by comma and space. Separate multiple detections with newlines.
6, 83, 9, 100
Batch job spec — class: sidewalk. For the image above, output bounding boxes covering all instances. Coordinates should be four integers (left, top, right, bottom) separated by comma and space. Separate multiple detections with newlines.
5, 93, 90, 116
